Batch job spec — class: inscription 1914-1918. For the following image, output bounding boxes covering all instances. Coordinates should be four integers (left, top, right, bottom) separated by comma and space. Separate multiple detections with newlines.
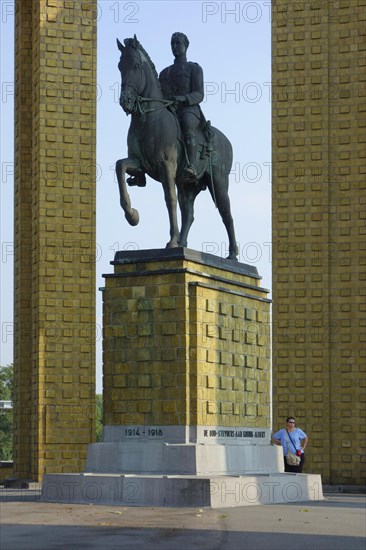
122, 427, 266, 440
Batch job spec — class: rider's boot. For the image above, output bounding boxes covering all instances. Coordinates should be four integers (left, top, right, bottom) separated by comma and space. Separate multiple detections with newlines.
183, 132, 198, 179
127, 173, 147, 187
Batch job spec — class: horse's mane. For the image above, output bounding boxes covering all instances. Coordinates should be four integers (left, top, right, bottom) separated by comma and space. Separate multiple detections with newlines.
124, 38, 160, 82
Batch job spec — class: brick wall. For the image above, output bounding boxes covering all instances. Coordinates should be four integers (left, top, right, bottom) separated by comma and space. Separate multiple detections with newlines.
272, 0, 366, 484
13, 0, 97, 481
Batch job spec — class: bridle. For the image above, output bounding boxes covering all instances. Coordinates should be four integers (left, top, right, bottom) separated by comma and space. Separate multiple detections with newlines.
120, 50, 175, 115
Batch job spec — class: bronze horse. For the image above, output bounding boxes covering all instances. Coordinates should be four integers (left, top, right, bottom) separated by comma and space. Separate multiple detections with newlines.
116, 36, 238, 260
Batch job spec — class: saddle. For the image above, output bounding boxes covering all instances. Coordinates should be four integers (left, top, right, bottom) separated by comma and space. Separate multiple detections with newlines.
127, 113, 215, 189
180, 119, 214, 189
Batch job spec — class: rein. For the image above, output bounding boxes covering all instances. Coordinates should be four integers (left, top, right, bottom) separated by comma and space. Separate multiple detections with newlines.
135, 96, 175, 115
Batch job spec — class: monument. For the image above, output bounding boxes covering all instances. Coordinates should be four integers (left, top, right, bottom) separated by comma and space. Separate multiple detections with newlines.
115, 34, 238, 260
42, 35, 323, 506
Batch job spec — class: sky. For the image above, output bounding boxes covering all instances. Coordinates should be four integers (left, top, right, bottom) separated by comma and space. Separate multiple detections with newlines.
0, 1, 272, 393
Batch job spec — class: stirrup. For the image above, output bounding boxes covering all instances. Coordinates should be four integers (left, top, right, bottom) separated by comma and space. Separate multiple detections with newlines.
184, 165, 197, 177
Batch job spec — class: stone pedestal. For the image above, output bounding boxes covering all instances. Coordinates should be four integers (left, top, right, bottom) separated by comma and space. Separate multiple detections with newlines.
42, 249, 323, 506
102, 248, 271, 433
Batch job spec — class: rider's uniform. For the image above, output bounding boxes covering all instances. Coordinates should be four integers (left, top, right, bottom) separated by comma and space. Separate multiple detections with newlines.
159, 59, 204, 128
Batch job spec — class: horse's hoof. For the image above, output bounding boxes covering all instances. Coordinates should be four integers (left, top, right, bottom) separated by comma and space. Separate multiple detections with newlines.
165, 240, 179, 249
227, 254, 238, 261
125, 208, 139, 226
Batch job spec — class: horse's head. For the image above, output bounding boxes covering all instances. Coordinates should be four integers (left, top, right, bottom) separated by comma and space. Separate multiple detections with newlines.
117, 36, 161, 115
117, 35, 147, 114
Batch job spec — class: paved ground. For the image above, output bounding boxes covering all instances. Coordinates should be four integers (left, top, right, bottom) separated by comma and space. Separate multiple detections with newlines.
0, 488, 365, 550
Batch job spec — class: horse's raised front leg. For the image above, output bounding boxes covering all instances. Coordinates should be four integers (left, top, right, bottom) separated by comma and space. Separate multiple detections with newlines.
115, 158, 140, 226
177, 184, 200, 248
160, 161, 180, 248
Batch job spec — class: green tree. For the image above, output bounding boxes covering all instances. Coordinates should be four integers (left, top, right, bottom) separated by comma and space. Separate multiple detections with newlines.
96, 394, 103, 442
0, 364, 14, 461
0, 364, 13, 400
0, 368, 103, 457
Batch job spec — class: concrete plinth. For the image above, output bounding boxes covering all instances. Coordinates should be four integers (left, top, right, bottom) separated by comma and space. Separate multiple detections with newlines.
85, 441, 284, 476
85, 425, 284, 476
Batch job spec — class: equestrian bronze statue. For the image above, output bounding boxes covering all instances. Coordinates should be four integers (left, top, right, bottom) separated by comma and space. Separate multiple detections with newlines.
116, 34, 238, 260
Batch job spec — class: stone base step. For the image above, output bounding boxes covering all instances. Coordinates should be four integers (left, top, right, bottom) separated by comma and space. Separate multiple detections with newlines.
41, 472, 323, 508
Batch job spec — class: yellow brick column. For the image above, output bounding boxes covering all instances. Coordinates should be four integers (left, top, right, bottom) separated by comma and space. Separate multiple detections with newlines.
13, 0, 97, 481
272, 0, 365, 485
